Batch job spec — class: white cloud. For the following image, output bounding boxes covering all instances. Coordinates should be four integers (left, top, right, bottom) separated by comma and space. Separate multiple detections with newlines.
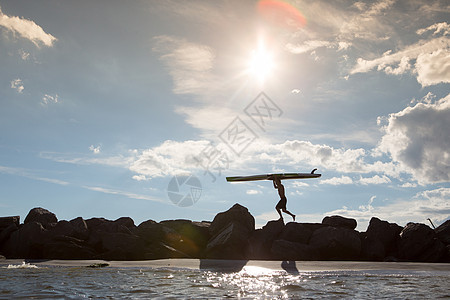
338, 0, 395, 41
359, 175, 391, 185
153, 35, 216, 95
129, 140, 210, 178
40, 151, 135, 168
0, 165, 69, 186
89, 145, 101, 154
246, 189, 262, 195
416, 22, 450, 36
285, 40, 332, 54
0, 5, 57, 47
350, 33, 450, 86
83, 185, 166, 204
41, 94, 59, 105
416, 49, 450, 86
378, 94, 450, 184
10, 78, 24, 93
19, 49, 30, 60
321, 176, 353, 185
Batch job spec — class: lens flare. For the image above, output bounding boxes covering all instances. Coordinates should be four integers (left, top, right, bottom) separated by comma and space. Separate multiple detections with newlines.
257, 0, 307, 29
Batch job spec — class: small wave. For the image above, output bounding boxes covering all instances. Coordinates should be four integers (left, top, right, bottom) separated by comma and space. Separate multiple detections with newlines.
7, 262, 38, 269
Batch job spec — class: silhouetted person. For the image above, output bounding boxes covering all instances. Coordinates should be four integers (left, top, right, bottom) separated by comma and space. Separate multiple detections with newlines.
273, 176, 295, 221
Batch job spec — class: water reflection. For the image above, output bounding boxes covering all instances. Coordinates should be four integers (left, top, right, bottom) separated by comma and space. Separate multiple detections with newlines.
281, 261, 299, 275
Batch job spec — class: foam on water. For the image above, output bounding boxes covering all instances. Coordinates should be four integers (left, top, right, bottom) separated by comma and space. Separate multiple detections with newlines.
6, 261, 38, 269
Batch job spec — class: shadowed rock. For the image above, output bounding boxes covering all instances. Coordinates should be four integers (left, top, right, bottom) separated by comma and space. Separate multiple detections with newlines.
271, 239, 317, 260
248, 219, 284, 259
24, 207, 57, 229
435, 220, 450, 245
360, 217, 402, 261
399, 222, 446, 262
0, 216, 19, 229
322, 215, 357, 230
279, 222, 315, 244
1, 206, 449, 262
310, 226, 361, 260
2, 221, 47, 258
206, 204, 255, 259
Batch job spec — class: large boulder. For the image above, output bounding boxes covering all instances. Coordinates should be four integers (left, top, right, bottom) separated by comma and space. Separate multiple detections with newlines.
271, 239, 317, 260
206, 204, 255, 259
398, 222, 447, 262
279, 222, 316, 244
435, 220, 450, 245
159, 219, 211, 258
46, 219, 89, 241
24, 207, 57, 229
309, 226, 361, 260
360, 232, 386, 261
84, 217, 146, 259
361, 217, 402, 260
209, 204, 255, 237
1, 222, 47, 258
248, 219, 284, 259
322, 215, 357, 230
0, 216, 19, 229
42, 236, 96, 259
0, 223, 19, 247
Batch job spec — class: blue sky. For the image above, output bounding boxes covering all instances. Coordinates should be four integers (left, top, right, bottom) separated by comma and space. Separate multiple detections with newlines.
0, 0, 449, 231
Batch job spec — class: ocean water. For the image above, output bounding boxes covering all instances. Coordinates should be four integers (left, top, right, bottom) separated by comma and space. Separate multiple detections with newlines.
0, 261, 449, 299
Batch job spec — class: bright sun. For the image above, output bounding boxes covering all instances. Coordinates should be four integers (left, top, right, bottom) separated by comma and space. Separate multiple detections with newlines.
247, 45, 275, 84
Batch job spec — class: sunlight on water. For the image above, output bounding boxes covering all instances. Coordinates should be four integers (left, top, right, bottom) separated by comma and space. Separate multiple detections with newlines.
0, 264, 449, 299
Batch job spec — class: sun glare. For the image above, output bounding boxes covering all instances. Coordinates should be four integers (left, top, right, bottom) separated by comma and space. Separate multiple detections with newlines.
247, 45, 275, 84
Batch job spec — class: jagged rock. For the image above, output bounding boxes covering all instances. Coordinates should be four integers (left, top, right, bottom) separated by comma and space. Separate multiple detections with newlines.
42, 236, 96, 259
322, 215, 357, 230
159, 219, 211, 258
360, 232, 385, 261
209, 204, 255, 237
2, 221, 47, 258
248, 219, 284, 259
309, 226, 361, 260
83, 217, 146, 259
398, 222, 447, 262
206, 204, 255, 259
360, 217, 402, 260
271, 239, 317, 260
279, 222, 314, 244
135, 220, 166, 242
46, 219, 89, 241
367, 217, 402, 253
0, 216, 20, 229
0, 223, 19, 246
96, 232, 145, 260
435, 220, 450, 245
24, 207, 57, 229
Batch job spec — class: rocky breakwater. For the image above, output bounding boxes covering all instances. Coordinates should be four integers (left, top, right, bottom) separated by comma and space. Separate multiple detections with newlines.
0, 205, 449, 262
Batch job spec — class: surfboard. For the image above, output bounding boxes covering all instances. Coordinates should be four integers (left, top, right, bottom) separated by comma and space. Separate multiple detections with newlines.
226, 172, 321, 182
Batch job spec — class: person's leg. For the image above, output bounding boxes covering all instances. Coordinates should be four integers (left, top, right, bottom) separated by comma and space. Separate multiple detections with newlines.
276, 206, 283, 220
282, 209, 296, 221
